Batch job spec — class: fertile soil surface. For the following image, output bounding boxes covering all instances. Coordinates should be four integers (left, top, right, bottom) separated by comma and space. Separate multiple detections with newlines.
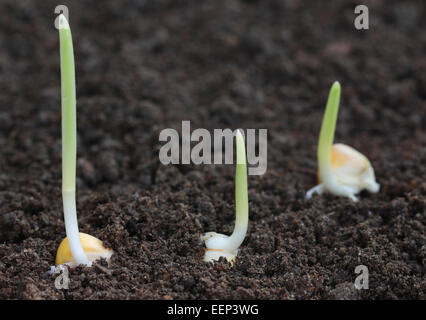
0, 0, 425, 299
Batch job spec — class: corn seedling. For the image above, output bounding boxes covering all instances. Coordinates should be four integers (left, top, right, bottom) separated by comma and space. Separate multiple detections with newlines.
306, 81, 380, 202
55, 15, 112, 267
201, 130, 248, 264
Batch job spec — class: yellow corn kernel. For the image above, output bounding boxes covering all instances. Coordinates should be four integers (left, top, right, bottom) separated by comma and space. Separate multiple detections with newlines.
319, 143, 379, 193
55, 232, 113, 267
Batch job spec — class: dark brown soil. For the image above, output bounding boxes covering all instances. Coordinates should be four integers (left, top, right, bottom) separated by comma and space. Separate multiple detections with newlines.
0, 0, 425, 299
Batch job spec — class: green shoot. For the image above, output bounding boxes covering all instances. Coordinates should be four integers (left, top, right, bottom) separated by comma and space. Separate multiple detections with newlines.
201, 130, 249, 263
59, 14, 90, 266
317, 81, 341, 178
306, 81, 379, 201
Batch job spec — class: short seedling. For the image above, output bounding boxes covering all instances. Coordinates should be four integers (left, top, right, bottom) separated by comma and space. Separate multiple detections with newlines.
201, 130, 249, 264
306, 81, 380, 202
55, 15, 112, 267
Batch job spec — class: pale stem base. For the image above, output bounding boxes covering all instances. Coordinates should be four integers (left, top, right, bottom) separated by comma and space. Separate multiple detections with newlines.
63, 191, 91, 266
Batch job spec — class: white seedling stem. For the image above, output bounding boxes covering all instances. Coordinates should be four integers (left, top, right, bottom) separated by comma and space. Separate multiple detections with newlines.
202, 130, 249, 259
59, 14, 90, 266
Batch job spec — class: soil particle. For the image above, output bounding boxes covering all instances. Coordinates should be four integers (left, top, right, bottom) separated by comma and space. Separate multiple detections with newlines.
330, 282, 361, 300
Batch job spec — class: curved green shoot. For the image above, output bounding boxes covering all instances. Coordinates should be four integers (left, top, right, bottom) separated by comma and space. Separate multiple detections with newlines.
317, 81, 340, 184
201, 130, 249, 263
307, 81, 379, 201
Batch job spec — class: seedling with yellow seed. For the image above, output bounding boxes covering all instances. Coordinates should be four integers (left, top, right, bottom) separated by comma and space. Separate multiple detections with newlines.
201, 130, 249, 264
56, 14, 112, 267
306, 81, 379, 202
